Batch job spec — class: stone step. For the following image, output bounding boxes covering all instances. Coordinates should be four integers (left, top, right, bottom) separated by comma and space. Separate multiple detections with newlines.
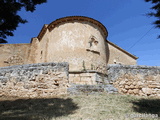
67, 84, 118, 95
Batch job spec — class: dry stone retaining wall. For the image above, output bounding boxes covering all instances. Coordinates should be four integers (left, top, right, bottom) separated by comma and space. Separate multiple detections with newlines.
107, 64, 160, 96
1, 62, 160, 97
0, 62, 69, 98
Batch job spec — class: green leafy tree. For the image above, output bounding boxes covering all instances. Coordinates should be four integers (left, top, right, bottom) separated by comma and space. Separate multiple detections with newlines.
0, 0, 47, 43
145, 0, 160, 38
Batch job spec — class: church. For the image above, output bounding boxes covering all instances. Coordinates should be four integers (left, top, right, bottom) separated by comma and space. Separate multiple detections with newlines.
0, 16, 138, 73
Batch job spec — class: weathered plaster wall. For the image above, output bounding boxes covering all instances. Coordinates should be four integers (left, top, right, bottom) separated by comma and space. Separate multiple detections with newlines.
45, 22, 109, 73
107, 65, 160, 96
27, 38, 39, 64
107, 43, 137, 65
27, 29, 50, 64
0, 62, 69, 98
38, 29, 50, 63
0, 44, 30, 67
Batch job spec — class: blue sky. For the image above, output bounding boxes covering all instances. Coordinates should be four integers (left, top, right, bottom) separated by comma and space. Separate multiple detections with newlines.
6, 0, 160, 66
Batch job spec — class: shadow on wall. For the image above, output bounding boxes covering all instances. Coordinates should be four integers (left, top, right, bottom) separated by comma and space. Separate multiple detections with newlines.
0, 97, 79, 120
105, 41, 109, 64
132, 99, 160, 117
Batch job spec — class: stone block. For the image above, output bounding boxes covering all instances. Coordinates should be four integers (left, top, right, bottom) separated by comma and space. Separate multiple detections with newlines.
132, 81, 137, 86
126, 81, 132, 86
156, 86, 160, 88
129, 85, 135, 89
6, 82, 14, 88
72, 77, 81, 83
121, 88, 127, 93
125, 85, 130, 89
136, 81, 143, 85
119, 81, 125, 85
128, 89, 134, 94
133, 89, 139, 94
15, 82, 24, 88
69, 74, 75, 77
142, 88, 152, 95
80, 73, 93, 77
148, 85, 157, 88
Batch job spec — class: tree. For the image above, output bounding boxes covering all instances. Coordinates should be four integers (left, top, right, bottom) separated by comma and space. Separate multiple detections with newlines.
145, 0, 160, 38
0, 0, 47, 43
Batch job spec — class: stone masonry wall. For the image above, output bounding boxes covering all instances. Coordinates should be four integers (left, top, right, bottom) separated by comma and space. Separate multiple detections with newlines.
69, 71, 105, 85
68, 71, 118, 94
107, 65, 160, 96
0, 62, 69, 98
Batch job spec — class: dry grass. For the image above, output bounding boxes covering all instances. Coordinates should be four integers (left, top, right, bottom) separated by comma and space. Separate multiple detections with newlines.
0, 93, 160, 120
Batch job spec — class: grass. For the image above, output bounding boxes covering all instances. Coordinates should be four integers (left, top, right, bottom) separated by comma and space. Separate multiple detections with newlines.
0, 93, 159, 120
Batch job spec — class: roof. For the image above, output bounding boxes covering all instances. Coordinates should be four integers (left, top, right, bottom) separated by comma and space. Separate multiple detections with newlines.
107, 40, 138, 60
37, 24, 48, 40
37, 16, 108, 40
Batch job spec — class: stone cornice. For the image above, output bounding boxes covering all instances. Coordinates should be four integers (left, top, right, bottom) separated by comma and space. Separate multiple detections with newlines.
37, 24, 48, 41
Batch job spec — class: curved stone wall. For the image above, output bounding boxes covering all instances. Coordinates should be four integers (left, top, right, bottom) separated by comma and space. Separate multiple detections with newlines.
46, 21, 109, 73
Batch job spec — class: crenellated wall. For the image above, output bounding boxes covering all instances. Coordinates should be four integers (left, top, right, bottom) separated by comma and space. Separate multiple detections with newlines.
0, 62, 69, 98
